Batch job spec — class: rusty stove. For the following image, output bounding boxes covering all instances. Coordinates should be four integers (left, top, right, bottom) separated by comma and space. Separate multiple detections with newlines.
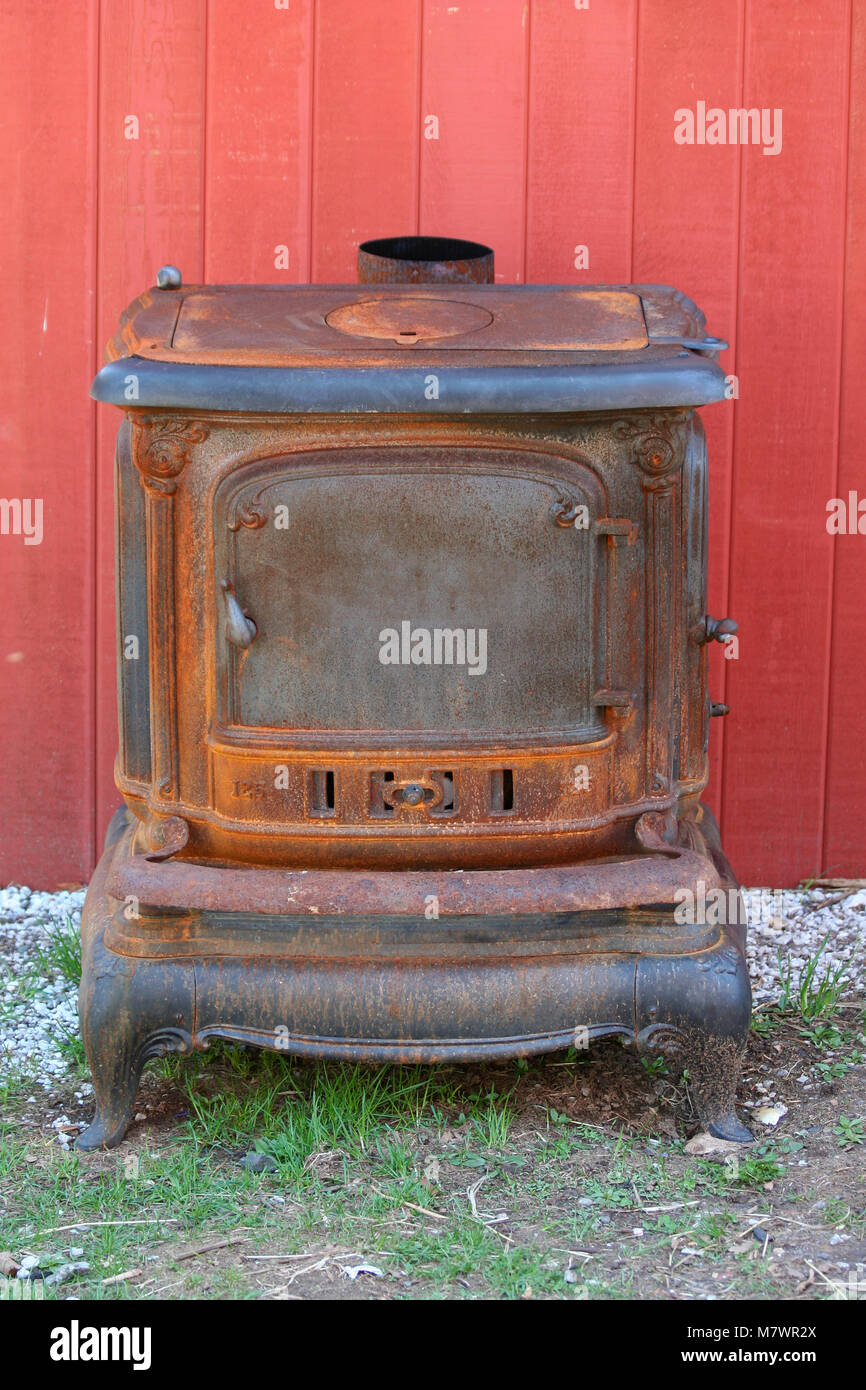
80, 237, 751, 1149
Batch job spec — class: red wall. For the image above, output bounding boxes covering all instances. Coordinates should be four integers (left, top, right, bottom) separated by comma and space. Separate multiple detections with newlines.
1, 0, 863, 888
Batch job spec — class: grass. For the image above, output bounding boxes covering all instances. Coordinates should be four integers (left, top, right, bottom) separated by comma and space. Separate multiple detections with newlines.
51, 1029, 88, 1069
640, 1055, 670, 1076
0, 1047, 703, 1299
182, 1057, 477, 1175
0, 960, 44, 1022
750, 935, 861, 1042
0, 1061, 39, 1107
777, 933, 850, 1020
468, 1088, 516, 1148
0, 910, 85, 1078
799, 1020, 844, 1049
750, 1007, 782, 1038
0, 1107, 840, 1300
1, 972, 864, 1302
34, 914, 82, 988
728, 1152, 786, 1186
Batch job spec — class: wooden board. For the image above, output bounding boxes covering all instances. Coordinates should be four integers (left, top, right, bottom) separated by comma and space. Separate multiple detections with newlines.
204, 0, 313, 282
632, 0, 745, 828
720, 0, 850, 884
526, 0, 637, 284
0, 0, 99, 885
312, 0, 421, 282
420, 0, 529, 283
95, 0, 207, 852
823, 0, 865, 877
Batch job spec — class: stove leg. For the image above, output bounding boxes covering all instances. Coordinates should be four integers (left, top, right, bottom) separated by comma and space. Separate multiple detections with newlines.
77, 1000, 194, 1152
76, 1027, 151, 1153
77, 833, 195, 1152
636, 923, 754, 1145
682, 1031, 754, 1144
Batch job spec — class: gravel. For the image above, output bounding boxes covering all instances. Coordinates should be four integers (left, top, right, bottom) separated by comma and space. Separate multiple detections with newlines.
742, 885, 866, 1006
0, 884, 85, 1085
1, 880, 864, 1089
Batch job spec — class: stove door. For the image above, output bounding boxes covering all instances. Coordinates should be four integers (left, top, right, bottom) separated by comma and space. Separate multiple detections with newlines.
213, 447, 609, 747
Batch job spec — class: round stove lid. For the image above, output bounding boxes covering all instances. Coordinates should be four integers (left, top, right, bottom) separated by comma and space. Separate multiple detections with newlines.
325, 295, 494, 345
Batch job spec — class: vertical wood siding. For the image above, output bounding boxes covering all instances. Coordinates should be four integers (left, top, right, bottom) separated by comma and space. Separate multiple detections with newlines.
0, 0, 862, 887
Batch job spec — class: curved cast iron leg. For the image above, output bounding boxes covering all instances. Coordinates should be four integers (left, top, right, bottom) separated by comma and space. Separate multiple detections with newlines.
636, 924, 754, 1144
679, 1029, 754, 1143
77, 837, 196, 1151
77, 1004, 174, 1153
77, 974, 195, 1151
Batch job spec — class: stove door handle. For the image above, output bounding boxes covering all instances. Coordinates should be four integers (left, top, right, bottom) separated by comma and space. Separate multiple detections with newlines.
221, 579, 258, 648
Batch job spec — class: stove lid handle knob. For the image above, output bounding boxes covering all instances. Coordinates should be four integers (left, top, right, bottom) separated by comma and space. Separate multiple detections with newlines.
156, 264, 182, 289
221, 579, 258, 648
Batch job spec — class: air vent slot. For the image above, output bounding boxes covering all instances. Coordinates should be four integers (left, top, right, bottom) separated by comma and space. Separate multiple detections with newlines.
431, 770, 455, 817
308, 768, 336, 816
370, 770, 397, 817
490, 768, 515, 814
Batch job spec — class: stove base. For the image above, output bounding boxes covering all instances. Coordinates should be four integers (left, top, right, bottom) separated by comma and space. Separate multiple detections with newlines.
77, 809, 752, 1150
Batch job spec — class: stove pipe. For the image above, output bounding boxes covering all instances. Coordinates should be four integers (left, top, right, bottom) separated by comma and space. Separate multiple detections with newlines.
357, 235, 494, 284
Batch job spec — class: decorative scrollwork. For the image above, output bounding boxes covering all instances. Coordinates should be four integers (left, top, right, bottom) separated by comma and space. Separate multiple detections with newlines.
227, 492, 268, 532
137, 813, 190, 862
635, 1022, 684, 1056
131, 417, 209, 493
696, 946, 743, 978
612, 412, 689, 487
550, 493, 583, 527
139, 1028, 195, 1065
635, 809, 680, 854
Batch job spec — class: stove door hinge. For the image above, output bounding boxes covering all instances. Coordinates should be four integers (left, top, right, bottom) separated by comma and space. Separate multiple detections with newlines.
593, 517, 638, 546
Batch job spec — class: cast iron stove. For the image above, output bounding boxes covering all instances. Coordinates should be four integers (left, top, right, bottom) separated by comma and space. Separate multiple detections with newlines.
80, 237, 752, 1149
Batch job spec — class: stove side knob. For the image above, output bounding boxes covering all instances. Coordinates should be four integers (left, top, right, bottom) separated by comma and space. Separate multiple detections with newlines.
694, 614, 738, 645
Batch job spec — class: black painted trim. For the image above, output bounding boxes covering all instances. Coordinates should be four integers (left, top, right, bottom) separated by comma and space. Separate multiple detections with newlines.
92, 354, 728, 414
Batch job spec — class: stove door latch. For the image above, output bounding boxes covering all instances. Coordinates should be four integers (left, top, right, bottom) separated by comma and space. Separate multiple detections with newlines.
593, 688, 634, 728
221, 579, 258, 649
593, 517, 638, 546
